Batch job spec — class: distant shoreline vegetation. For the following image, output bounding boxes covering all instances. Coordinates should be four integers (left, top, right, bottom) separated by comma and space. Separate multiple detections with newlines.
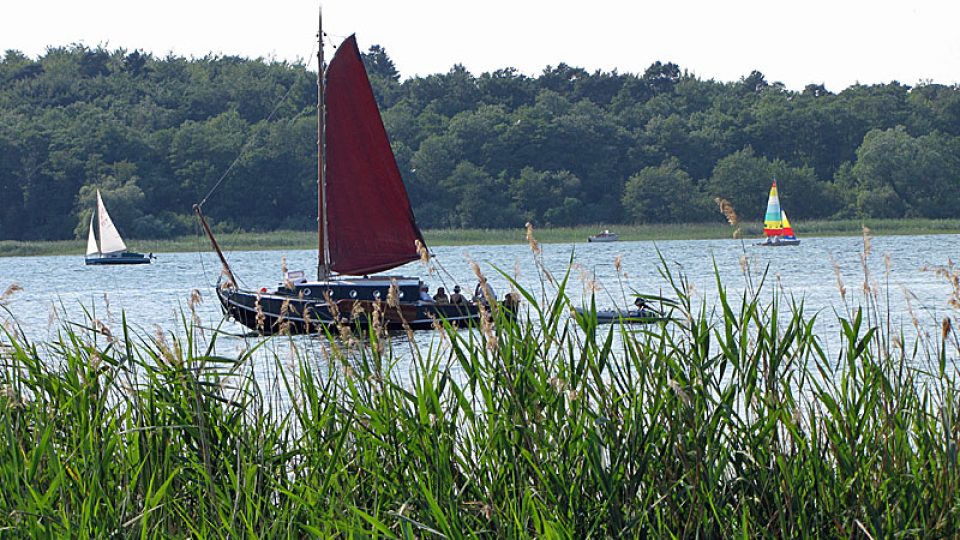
1, 46, 960, 244
1, 218, 958, 257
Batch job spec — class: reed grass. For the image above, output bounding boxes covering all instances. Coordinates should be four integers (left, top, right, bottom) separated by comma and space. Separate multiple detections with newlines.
1, 255, 959, 537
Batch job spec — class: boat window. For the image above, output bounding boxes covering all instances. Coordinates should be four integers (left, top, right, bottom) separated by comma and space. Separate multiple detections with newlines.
372, 290, 381, 299
398, 291, 405, 299
303, 288, 311, 296
350, 290, 358, 298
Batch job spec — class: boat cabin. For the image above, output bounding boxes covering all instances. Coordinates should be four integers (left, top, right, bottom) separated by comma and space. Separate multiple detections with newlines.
286, 276, 421, 302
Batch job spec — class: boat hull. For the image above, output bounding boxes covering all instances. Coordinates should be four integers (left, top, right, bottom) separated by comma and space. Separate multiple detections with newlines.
587, 234, 619, 243
216, 286, 488, 335
755, 239, 801, 247
574, 307, 663, 324
85, 252, 152, 265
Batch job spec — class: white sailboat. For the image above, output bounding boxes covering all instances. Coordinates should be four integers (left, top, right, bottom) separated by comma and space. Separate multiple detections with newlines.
85, 190, 152, 265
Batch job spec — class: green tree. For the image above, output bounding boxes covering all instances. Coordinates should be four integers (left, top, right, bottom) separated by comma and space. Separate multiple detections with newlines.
363, 45, 402, 108
622, 160, 707, 223
477, 68, 536, 109
706, 147, 775, 221
74, 166, 146, 239
444, 161, 518, 228
511, 168, 582, 226
852, 126, 960, 218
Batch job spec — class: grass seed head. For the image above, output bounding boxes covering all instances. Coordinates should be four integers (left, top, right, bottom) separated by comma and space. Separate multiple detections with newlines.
255, 291, 266, 333
153, 325, 177, 366
525, 222, 541, 255
715, 197, 739, 226
387, 279, 400, 309
668, 378, 692, 407
830, 255, 847, 300
220, 268, 235, 289
279, 299, 293, 335
0, 283, 23, 305
862, 225, 872, 257
94, 319, 113, 342
415, 239, 430, 266
281, 256, 294, 289
188, 288, 203, 328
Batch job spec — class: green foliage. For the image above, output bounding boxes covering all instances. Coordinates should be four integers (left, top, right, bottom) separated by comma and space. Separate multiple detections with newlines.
1, 44, 959, 241
852, 127, 960, 218
622, 159, 709, 223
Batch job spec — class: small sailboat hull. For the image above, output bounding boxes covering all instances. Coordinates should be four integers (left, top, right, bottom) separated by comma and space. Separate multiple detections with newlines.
85, 252, 152, 265
755, 239, 801, 247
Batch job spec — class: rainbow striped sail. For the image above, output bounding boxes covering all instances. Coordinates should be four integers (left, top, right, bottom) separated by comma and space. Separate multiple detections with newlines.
760, 180, 800, 246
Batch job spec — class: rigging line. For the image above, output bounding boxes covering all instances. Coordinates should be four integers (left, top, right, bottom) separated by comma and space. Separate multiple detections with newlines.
431, 253, 463, 293
195, 217, 212, 285
197, 41, 319, 209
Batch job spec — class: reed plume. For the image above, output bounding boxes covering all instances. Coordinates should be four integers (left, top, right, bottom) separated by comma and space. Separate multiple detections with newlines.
415, 239, 430, 266
188, 288, 203, 329
0, 283, 22, 305
254, 291, 266, 333
525, 222, 541, 256
715, 197, 741, 238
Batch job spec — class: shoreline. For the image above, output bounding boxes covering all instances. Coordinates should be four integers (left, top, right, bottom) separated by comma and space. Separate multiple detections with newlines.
2, 218, 958, 258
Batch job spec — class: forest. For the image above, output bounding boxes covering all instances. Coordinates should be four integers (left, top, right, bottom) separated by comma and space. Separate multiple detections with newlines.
1, 44, 959, 241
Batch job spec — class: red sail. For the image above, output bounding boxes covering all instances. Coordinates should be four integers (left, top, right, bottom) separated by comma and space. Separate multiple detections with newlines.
324, 35, 424, 275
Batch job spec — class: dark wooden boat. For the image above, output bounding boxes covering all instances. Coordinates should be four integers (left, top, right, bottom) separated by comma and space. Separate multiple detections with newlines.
199, 20, 483, 334
217, 277, 483, 335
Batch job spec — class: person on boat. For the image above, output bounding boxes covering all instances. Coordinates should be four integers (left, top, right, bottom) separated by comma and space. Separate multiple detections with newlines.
449, 285, 466, 305
433, 287, 449, 304
474, 281, 497, 305
633, 297, 651, 316
502, 292, 520, 317
419, 284, 435, 303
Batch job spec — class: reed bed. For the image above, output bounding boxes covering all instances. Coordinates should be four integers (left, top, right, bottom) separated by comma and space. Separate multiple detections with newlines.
1, 257, 959, 537
4, 217, 960, 257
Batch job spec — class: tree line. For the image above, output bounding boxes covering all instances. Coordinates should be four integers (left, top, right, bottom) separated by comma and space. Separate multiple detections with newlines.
1, 44, 959, 241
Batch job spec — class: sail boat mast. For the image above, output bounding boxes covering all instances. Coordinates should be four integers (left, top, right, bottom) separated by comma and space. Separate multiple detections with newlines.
317, 8, 330, 280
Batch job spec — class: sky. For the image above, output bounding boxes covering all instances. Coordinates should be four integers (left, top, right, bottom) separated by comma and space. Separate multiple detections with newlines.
3, 0, 958, 92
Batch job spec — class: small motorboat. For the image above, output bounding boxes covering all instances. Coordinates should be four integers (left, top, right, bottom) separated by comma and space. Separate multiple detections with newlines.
587, 230, 619, 242
574, 297, 668, 325
574, 307, 664, 324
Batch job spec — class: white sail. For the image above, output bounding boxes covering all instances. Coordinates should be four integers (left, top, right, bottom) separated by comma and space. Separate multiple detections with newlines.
96, 190, 127, 254
85, 213, 99, 255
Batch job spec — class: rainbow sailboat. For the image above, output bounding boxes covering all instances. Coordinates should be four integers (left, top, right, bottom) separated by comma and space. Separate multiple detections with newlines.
758, 180, 800, 247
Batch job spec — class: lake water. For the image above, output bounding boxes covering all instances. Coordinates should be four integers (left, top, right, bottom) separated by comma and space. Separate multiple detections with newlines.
2, 233, 959, 362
